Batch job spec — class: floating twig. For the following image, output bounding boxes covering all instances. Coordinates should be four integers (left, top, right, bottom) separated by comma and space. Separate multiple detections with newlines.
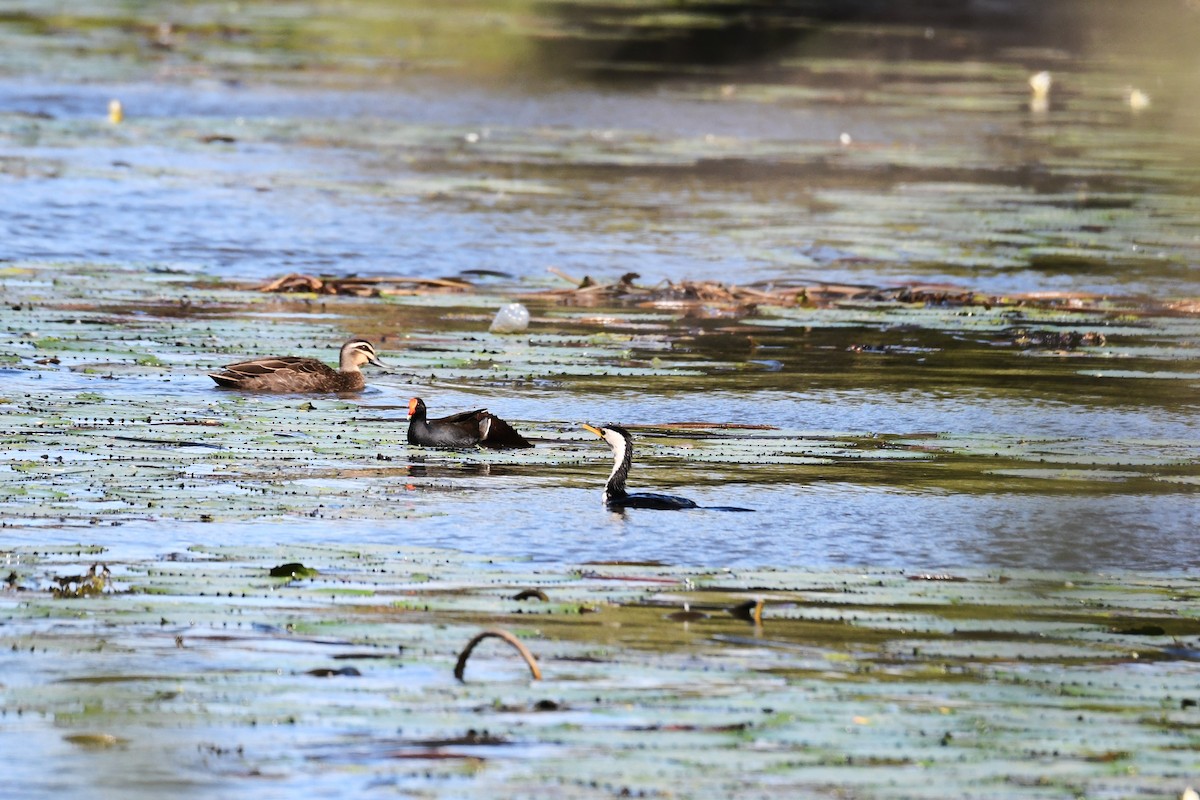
655, 422, 779, 431
305, 667, 361, 678
547, 266, 583, 285
907, 573, 969, 583
257, 273, 473, 296
578, 571, 680, 584
53, 563, 111, 598
454, 628, 542, 682
512, 589, 549, 602
524, 272, 1197, 316
110, 434, 223, 449
258, 272, 320, 293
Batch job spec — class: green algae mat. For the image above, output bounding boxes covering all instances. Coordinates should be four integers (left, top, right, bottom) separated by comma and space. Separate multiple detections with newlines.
3, 543, 1200, 799
1, 261, 1199, 798
0, 262, 1197, 545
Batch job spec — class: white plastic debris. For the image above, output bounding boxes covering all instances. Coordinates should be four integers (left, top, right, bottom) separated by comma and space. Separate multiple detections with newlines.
489, 302, 530, 333
1127, 88, 1150, 113
1029, 71, 1052, 114
1029, 71, 1052, 97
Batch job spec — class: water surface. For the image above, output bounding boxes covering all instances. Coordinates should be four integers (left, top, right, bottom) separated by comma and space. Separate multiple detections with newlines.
3, 5, 1200, 798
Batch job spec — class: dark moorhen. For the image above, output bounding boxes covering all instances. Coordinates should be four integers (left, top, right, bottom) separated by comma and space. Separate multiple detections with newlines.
407, 397, 532, 449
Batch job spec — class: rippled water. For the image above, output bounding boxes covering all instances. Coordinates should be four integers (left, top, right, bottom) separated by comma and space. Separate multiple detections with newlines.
2, 3, 1199, 565
3, 18, 1199, 295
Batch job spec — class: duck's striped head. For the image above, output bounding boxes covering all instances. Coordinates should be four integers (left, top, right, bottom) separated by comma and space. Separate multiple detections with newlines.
340, 339, 385, 371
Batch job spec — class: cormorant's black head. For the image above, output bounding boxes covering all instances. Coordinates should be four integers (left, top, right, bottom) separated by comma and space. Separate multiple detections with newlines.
605, 424, 632, 441
582, 423, 632, 450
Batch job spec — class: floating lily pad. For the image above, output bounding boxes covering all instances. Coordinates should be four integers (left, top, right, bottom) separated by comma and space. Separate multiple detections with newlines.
3, 545, 1200, 797
269, 562, 320, 579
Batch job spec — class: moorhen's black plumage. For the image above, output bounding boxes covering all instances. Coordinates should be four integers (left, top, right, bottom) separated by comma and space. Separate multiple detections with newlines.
581, 423, 698, 510
209, 339, 385, 393
406, 397, 532, 449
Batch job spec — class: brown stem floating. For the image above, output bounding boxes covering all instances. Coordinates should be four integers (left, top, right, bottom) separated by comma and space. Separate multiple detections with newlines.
454, 628, 542, 682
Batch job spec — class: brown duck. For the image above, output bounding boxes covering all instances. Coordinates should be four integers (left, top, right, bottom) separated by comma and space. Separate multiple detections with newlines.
407, 397, 532, 449
209, 339, 385, 392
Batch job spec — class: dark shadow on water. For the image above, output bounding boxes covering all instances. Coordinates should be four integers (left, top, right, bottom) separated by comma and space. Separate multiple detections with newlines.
533, 0, 1200, 79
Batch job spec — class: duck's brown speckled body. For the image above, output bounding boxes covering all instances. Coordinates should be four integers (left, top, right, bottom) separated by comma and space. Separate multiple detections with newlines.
209, 339, 385, 393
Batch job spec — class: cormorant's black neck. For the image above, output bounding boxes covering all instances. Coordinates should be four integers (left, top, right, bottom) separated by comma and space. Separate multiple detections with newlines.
604, 432, 633, 500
